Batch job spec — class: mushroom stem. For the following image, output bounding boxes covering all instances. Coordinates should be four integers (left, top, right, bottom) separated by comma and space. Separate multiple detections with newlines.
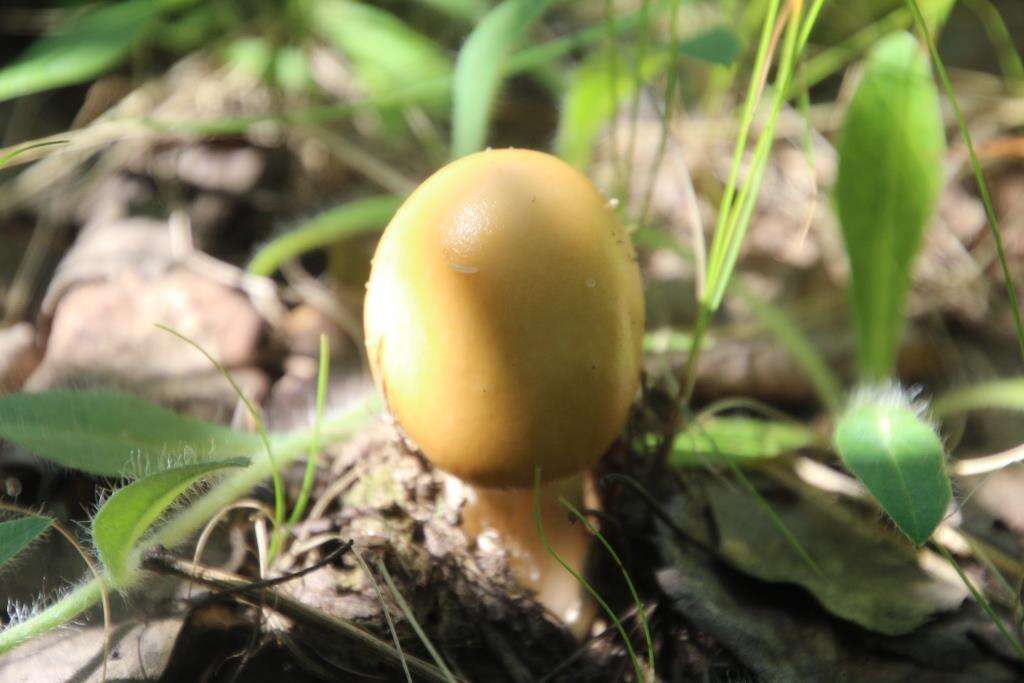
460, 473, 597, 637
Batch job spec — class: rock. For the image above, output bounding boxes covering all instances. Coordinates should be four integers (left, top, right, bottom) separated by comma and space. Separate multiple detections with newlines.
27, 269, 266, 420
0, 323, 39, 394
0, 618, 183, 683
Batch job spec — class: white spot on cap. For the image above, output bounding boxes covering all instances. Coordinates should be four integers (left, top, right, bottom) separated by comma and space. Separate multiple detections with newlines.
606, 197, 620, 210
585, 278, 596, 288
449, 263, 479, 274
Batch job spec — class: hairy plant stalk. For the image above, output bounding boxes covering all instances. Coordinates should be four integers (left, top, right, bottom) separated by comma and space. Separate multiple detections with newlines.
0, 398, 377, 655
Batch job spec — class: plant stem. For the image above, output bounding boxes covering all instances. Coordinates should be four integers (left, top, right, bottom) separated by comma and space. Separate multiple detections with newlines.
288, 335, 330, 525
0, 395, 379, 655
679, 302, 712, 408
937, 544, 1024, 660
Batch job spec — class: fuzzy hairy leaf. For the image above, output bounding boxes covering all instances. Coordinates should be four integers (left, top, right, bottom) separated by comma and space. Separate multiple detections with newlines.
670, 417, 816, 467
0, 391, 262, 476
93, 458, 247, 584
0, 0, 173, 103
834, 401, 951, 545
451, 0, 555, 157
0, 515, 53, 568
835, 31, 945, 380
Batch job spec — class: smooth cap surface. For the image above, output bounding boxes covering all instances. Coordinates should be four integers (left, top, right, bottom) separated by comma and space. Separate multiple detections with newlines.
364, 149, 644, 487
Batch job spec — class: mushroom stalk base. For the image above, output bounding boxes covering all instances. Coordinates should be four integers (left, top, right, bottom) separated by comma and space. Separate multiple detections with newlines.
460, 474, 597, 638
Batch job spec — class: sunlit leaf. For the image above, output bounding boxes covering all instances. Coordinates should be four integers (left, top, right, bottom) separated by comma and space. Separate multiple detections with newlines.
274, 45, 313, 94
248, 195, 401, 277
0, 515, 53, 568
834, 394, 951, 545
555, 49, 668, 170
668, 417, 815, 467
835, 31, 945, 380
0, 0, 173, 103
451, 0, 555, 157
312, 0, 451, 105
222, 37, 274, 79
93, 458, 247, 584
0, 391, 262, 476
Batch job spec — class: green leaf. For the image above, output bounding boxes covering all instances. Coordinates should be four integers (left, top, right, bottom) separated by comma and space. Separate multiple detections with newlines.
702, 476, 966, 635
451, 0, 556, 157
553, 27, 738, 170
669, 417, 815, 467
93, 458, 247, 584
222, 37, 274, 79
678, 26, 742, 66
834, 397, 951, 545
311, 0, 451, 105
0, 515, 53, 568
834, 31, 946, 381
247, 195, 401, 277
0, 391, 262, 476
554, 49, 668, 170
274, 46, 313, 95
0, 0, 170, 103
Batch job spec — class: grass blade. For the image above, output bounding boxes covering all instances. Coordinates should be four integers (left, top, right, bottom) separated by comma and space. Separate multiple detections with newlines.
0, 0, 172, 103
937, 544, 1024, 660
311, 0, 451, 107
248, 195, 400, 277
156, 324, 286, 557
559, 498, 655, 675
932, 377, 1024, 417
93, 458, 248, 585
450, 0, 555, 157
533, 468, 643, 681
906, 0, 1024, 361
288, 335, 330, 525
0, 391, 261, 476
349, 547, 412, 683
377, 560, 458, 683
962, 0, 1024, 86
0, 141, 67, 169
554, 26, 739, 170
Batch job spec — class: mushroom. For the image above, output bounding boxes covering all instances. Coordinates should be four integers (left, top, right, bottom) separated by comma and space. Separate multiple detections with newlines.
364, 148, 644, 633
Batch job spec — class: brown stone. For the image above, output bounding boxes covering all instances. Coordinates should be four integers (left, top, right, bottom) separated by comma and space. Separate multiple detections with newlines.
27, 269, 266, 420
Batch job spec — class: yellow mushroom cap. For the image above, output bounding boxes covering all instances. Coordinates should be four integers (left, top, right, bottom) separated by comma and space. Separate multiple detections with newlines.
364, 149, 644, 488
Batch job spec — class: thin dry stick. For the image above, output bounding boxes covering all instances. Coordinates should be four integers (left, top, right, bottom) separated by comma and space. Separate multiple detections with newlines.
141, 548, 452, 681
952, 443, 1024, 477
190, 500, 276, 598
